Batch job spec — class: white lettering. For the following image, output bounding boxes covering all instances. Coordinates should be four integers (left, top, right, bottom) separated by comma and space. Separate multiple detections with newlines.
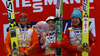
22, 0, 31, 7
2, 0, 94, 8
70, 0, 80, 4
33, 3, 43, 13
44, 0, 56, 5
90, 0, 93, 3
2, 0, 6, 7
16, 0, 19, 7
33, 0, 41, 2
64, 0, 93, 4
58, 25, 61, 33
63, 0, 69, 4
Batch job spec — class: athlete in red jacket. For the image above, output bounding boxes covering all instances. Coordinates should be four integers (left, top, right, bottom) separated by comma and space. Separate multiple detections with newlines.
36, 16, 69, 56
65, 10, 95, 56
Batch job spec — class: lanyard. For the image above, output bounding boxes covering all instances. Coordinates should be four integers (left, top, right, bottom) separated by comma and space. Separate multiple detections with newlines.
48, 30, 56, 43
72, 27, 82, 46
18, 23, 27, 41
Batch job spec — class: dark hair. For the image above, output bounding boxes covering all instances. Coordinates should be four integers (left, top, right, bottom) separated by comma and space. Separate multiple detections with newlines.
54, 17, 60, 22
79, 18, 82, 25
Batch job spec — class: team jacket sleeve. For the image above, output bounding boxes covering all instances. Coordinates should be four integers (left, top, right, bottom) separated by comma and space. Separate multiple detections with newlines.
51, 32, 70, 48
4, 31, 12, 56
89, 31, 96, 51
24, 28, 39, 55
35, 42, 45, 54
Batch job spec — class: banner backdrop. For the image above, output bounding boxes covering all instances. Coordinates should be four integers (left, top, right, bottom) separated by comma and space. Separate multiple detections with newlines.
0, 0, 100, 56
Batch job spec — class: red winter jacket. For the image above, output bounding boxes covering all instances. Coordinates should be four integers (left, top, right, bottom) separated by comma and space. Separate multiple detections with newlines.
65, 28, 96, 56
36, 33, 69, 56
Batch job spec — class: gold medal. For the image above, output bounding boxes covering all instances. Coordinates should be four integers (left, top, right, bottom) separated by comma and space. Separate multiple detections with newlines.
22, 42, 27, 47
72, 27, 82, 46
75, 39, 82, 46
